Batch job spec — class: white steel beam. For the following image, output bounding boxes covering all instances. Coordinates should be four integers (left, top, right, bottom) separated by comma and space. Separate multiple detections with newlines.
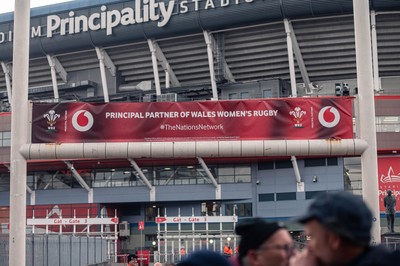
203, 31, 218, 100
151, 41, 180, 87
64, 161, 91, 193
46, 55, 60, 101
46, 54, 67, 82
1, 62, 12, 103
285, 20, 312, 94
291, 156, 302, 183
95, 47, 110, 102
197, 157, 221, 200
283, 19, 297, 97
148, 39, 162, 95
128, 158, 155, 201
20, 139, 368, 160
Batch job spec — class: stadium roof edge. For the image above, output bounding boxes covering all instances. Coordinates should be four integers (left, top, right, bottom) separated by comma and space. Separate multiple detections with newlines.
0, 0, 124, 22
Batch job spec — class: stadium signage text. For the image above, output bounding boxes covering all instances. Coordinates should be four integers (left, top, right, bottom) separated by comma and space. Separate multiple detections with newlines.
31, 98, 354, 143
0, 0, 254, 44
155, 216, 238, 223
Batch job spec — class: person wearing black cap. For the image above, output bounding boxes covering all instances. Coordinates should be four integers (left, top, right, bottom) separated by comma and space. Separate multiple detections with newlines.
235, 217, 293, 266
383, 189, 396, 233
290, 191, 400, 266
127, 254, 138, 266
176, 250, 231, 266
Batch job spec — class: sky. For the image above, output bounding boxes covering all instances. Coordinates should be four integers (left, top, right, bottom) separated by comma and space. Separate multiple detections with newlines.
0, 0, 74, 14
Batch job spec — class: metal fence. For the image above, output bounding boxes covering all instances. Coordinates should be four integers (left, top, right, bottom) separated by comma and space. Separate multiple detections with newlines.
0, 234, 109, 266
383, 236, 400, 251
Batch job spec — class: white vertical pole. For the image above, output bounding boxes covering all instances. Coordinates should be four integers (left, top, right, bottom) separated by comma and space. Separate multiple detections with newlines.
353, 0, 381, 244
140, 229, 143, 266
370, 10, 381, 92
9, 0, 30, 265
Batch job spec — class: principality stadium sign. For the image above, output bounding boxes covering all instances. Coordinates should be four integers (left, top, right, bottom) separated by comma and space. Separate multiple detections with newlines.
0, 0, 254, 44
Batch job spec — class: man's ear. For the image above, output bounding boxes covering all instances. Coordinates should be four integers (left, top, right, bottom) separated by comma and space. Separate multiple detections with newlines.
328, 232, 341, 250
247, 250, 259, 264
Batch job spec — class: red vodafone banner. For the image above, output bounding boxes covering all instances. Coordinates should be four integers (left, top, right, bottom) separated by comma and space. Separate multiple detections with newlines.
378, 157, 400, 212
31, 98, 353, 143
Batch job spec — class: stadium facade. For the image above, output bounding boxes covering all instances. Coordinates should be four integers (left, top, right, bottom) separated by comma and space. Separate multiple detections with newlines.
1, 0, 400, 260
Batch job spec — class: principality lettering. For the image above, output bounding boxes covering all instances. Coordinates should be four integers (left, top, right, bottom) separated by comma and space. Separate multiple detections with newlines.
0, 0, 255, 44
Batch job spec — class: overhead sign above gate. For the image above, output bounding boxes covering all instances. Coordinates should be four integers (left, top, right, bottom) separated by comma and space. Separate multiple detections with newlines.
155, 216, 238, 223
31, 98, 354, 143
27, 217, 119, 225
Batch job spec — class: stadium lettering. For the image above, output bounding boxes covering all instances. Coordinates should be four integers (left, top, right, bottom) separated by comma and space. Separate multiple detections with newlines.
0, 0, 255, 44
47, 0, 175, 37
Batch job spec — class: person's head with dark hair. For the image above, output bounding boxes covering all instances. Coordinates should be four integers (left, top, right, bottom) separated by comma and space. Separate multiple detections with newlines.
176, 250, 230, 266
290, 191, 400, 266
387, 190, 392, 196
235, 218, 293, 266
127, 254, 138, 266
296, 191, 372, 247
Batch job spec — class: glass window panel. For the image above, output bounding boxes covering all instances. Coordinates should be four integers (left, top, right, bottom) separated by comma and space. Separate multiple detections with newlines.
235, 166, 251, 175
240, 92, 249, 99
0, 174, 10, 192
275, 160, 293, 169
236, 175, 251, 183
327, 157, 338, 166
259, 193, 275, 202
218, 167, 234, 176
228, 93, 238, 99
2, 139, 10, 147
263, 90, 272, 98
225, 203, 252, 217
305, 191, 326, 200
376, 116, 400, 132
219, 175, 234, 183
258, 162, 274, 170
276, 192, 296, 201
304, 158, 326, 167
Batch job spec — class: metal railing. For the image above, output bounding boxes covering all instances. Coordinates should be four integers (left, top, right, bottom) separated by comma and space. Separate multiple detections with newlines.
0, 234, 108, 266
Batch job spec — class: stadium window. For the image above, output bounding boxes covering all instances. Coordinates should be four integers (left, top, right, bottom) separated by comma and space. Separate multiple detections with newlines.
146, 204, 164, 222
0, 131, 11, 147
201, 201, 220, 216
258, 161, 274, 170
304, 158, 326, 167
145, 234, 157, 242
327, 157, 338, 166
217, 164, 251, 183
0, 173, 10, 192
258, 193, 275, 202
228, 93, 238, 99
275, 160, 293, 169
376, 116, 400, 132
305, 191, 326, 200
263, 89, 272, 98
240, 92, 250, 99
225, 203, 252, 217
276, 192, 296, 201
235, 165, 251, 183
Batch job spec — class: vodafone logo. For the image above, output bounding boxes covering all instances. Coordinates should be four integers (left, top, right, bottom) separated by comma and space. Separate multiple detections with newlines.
318, 106, 340, 128
72, 110, 94, 132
